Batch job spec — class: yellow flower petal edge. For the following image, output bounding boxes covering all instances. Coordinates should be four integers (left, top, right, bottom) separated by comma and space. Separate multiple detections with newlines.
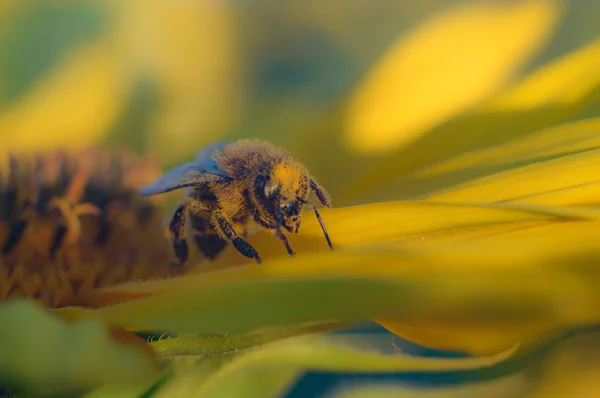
470, 219, 600, 250
376, 318, 542, 358
0, 300, 159, 395
345, 117, 600, 204
153, 334, 517, 398
294, 200, 600, 242
340, 40, 600, 205
57, 222, 600, 355
416, 117, 600, 180
76, 200, 600, 293
344, 0, 561, 154
331, 329, 600, 398
489, 39, 600, 111
424, 146, 600, 206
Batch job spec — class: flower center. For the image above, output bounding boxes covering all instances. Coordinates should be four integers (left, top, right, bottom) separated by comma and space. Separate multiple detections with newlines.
0, 148, 189, 308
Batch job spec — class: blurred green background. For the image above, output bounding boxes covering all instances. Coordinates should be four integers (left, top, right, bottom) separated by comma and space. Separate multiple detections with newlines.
1, 0, 599, 204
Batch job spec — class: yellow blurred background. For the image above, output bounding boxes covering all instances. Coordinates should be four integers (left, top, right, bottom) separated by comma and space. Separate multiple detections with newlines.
0, 0, 599, 203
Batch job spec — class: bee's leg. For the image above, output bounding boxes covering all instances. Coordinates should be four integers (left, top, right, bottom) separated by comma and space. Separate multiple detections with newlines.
211, 211, 262, 264
168, 203, 189, 266
189, 213, 228, 260
275, 229, 295, 256
232, 237, 262, 264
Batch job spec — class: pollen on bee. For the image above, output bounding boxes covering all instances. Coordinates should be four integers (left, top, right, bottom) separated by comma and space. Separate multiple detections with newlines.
272, 163, 304, 191
0, 148, 190, 309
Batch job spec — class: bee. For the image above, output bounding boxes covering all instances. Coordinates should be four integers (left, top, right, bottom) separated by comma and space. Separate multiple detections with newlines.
139, 139, 333, 265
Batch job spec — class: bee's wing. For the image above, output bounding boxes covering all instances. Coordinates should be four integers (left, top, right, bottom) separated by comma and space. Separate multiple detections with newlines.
193, 142, 228, 175
139, 162, 229, 196
139, 142, 231, 196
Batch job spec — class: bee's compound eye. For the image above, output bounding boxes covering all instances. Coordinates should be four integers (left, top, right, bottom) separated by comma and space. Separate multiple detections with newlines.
283, 201, 299, 217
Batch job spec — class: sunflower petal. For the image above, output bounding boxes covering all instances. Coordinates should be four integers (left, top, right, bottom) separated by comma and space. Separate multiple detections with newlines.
295, 201, 600, 244
76, 200, 600, 299
424, 143, 600, 206
0, 300, 159, 395
416, 117, 600, 180
151, 334, 515, 398
204, 201, 600, 269
83, 383, 157, 398
329, 329, 600, 398
342, 40, 600, 204
59, 220, 600, 355
524, 328, 600, 398
344, 0, 561, 154
149, 321, 354, 358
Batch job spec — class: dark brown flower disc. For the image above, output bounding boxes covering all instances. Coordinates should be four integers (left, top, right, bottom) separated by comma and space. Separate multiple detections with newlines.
0, 148, 191, 308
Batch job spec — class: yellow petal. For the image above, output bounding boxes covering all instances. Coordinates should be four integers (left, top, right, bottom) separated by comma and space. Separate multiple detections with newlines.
344, 0, 561, 154
525, 329, 600, 398
425, 144, 600, 206
416, 117, 600, 180
0, 42, 127, 155
294, 201, 600, 243
376, 318, 535, 357
489, 39, 600, 111
59, 217, 600, 355
85, 201, 600, 288
459, 220, 600, 259
154, 334, 516, 398
340, 40, 600, 205
149, 321, 353, 358
56, 201, 600, 355
378, 221, 600, 354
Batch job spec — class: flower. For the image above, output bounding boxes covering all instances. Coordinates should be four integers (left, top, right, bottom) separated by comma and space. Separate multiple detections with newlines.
2, 0, 600, 396
0, 148, 192, 308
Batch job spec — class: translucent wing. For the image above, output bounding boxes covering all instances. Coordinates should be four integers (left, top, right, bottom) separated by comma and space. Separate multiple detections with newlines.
193, 142, 228, 174
139, 143, 230, 196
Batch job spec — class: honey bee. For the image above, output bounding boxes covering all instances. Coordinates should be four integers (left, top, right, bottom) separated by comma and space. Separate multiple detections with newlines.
139, 139, 333, 265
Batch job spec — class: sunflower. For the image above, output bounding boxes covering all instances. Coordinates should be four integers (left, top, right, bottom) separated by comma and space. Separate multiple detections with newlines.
0, 148, 196, 308
2, 0, 600, 397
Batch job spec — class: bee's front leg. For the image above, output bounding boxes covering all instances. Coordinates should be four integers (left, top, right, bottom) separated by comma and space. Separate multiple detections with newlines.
168, 202, 189, 266
211, 211, 262, 264
275, 229, 295, 256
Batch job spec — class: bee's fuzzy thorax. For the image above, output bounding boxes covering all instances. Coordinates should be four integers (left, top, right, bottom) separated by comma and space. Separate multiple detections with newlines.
216, 139, 296, 177
271, 162, 306, 192
0, 148, 189, 308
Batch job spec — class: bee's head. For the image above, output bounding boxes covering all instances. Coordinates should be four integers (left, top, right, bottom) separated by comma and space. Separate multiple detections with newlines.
253, 162, 309, 233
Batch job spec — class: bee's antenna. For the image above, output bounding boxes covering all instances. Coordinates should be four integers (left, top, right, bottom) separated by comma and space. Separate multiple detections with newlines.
299, 198, 333, 251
